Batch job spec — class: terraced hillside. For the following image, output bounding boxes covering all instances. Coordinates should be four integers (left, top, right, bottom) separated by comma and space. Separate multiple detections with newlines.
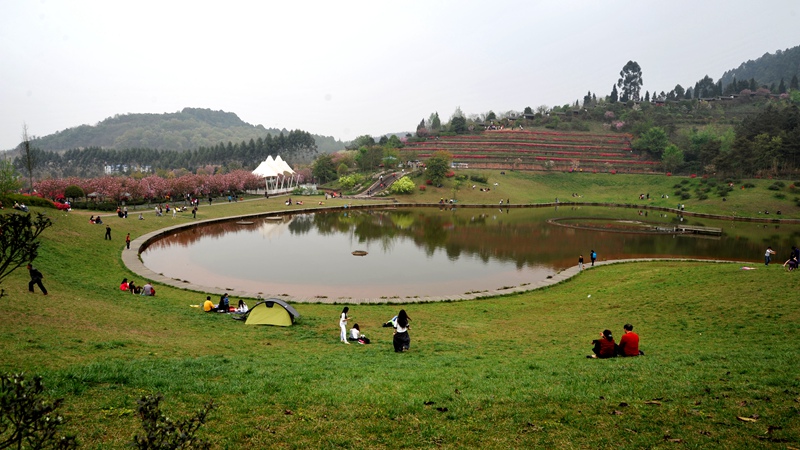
402, 129, 660, 173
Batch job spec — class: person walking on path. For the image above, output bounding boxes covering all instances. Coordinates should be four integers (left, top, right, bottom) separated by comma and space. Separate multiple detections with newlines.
125, 233, 131, 249
339, 307, 351, 344
192, 206, 197, 219
27, 264, 47, 295
590, 250, 597, 266
578, 255, 584, 270
765, 246, 776, 265
105, 224, 112, 240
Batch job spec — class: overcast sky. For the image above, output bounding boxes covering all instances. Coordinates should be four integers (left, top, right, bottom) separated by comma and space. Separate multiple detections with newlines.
1, 0, 798, 150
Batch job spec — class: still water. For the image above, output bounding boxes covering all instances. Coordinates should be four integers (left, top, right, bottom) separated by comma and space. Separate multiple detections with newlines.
141, 206, 800, 298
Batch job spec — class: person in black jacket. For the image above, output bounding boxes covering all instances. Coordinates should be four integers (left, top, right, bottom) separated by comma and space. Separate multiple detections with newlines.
27, 264, 48, 295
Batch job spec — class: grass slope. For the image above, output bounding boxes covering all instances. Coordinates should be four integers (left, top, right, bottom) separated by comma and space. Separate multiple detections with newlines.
1, 173, 799, 449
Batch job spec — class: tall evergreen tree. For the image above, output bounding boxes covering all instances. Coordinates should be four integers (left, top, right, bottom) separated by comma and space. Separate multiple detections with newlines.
610, 84, 618, 103
778, 78, 786, 94
431, 112, 441, 130
791, 74, 799, 90
617, 60, 643, 102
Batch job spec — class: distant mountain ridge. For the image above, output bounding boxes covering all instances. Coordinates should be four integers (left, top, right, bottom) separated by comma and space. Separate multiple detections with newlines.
719, 45, 800, 90
21, 107, 345, 154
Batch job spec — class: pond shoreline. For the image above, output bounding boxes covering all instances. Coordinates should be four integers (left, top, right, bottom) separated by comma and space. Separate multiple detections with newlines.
123, 202, 758, 304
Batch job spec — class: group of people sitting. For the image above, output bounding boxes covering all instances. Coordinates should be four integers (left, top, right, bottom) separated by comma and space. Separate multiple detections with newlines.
587, 324, 644, 358
119, 278, 154, 296
89, 215, 104, 224
13, 201, 29, 212
203, 293, 247, 313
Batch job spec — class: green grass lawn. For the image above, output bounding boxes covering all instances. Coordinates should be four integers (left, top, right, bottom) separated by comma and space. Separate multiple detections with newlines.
405, 170, 800, 219
2, 173, 800, 449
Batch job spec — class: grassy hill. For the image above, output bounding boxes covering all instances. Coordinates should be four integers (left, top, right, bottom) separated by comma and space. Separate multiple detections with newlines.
1, 173, 799, 448
16, 107, 345, 154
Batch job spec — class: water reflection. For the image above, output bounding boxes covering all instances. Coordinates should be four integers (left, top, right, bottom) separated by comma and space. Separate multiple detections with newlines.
141, 207, 800, 298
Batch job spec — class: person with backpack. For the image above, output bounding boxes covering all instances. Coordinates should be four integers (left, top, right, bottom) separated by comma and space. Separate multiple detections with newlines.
590, 250, 597, 266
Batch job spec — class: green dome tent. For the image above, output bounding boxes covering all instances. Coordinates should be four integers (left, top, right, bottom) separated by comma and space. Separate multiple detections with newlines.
241, 298, 300, 326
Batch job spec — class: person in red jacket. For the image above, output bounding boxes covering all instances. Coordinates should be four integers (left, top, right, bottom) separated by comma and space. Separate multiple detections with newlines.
616, 323, 644, 356
588, 329, 616, 358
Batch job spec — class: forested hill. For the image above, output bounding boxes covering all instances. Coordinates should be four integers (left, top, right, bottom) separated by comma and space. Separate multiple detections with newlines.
22, 107, 345, 154
719, 45, 800, 92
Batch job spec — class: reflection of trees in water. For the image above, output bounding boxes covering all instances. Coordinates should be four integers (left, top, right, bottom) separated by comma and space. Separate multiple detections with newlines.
288, 214, 314, 234
148, 208, 800, 266
145, 220, 254, 249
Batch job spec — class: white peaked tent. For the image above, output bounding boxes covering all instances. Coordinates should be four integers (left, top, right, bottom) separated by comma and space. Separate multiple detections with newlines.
252, 155, 298, 195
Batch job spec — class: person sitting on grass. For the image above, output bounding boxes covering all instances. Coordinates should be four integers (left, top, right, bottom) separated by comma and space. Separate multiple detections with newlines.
216, 293, 230, 312
120, 278, 129, 291
349, 324, 370, 344
203, 296, 215, 312
236, 299, 248, 313
587, 329, 616, 359
142, 282, 155, 296
783, 256, 798, 271
616, 323, 644, 357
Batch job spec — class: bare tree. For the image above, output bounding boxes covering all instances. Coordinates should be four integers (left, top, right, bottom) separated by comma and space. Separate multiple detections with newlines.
20, 124, 39, 193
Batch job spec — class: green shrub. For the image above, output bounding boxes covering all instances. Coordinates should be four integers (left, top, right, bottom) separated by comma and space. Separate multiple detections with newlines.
680, 179, 690, 185
64, 185, 85, 200
389, 176, 415, 195
469, 174, 488, 184
767, 184, 781, 191
338, 174, 364, 190
680, 192, 691, 200
773, 181, 786, 188
70, 201, 118, 211
0, 372, 77, 449
697, 193, 708, 200
774, 193, 786, 199
132, 394, 214, 450
743, 183, 756, 188
5, 193, 57, 209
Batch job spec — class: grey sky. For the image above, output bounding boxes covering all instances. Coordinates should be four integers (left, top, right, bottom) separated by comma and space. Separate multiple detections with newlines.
1, 0, 798, 150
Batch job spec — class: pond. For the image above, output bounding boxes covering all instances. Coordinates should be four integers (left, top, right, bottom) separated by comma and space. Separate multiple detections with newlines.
140, 206, 800, 299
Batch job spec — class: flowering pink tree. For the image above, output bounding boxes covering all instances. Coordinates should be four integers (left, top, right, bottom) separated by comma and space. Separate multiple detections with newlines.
243, 171, 263, 190
82, 176, 125, 202
204, 173, 226, 196
139, 175, 169, 201
169, 174, 198, 199
34, 178, 70, 199
295, 168, 311, 184
121, 177, 144, 203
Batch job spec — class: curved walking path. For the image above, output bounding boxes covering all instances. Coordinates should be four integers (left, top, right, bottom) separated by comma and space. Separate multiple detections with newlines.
121, 201, 765, 305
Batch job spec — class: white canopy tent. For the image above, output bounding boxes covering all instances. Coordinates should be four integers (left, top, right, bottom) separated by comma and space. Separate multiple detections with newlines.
252, 155, 299, 195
